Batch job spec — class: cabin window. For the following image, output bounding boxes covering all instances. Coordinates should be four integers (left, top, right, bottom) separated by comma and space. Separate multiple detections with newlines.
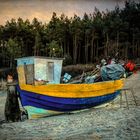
24, 64, 34, 85
47, 62, 54, 81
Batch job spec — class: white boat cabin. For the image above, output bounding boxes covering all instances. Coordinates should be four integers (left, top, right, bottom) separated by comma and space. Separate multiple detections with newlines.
16, 56, 63, 85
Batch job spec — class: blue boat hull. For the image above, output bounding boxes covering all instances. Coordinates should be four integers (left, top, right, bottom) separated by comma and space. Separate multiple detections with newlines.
17, 86, 121, 112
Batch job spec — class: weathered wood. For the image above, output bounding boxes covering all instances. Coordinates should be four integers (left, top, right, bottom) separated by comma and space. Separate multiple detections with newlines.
5, 83, 21, 122
24, 64, 34, 85
17, 66, 26, 85
6, 81, 18, 86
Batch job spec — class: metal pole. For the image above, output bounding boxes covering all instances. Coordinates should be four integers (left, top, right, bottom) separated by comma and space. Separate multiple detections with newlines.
120, 91, 122, 108
124, 90, 129, 109
130, 88, 137, 106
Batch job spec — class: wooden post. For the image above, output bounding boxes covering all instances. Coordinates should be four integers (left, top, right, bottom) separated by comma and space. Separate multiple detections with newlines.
5, 82, 21, 122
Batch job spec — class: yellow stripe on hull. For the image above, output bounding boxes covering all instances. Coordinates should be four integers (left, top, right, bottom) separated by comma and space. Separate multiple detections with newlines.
20, 79, 124, 98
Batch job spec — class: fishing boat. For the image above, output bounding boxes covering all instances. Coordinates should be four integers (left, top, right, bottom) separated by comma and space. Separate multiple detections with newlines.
16, 56, 124, 119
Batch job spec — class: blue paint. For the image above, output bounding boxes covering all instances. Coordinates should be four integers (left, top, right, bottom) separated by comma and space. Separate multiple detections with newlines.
17, 57, 34, 66
17, 85, 121, 112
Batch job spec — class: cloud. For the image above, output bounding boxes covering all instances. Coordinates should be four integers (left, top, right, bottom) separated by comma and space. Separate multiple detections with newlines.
0, 0, 125, 25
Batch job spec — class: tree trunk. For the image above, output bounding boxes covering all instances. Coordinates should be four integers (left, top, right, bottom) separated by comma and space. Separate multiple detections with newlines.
73, 35, 78, 64
85, 36, 88, 64
104, 33, 109, 57
34, 44, 36, 56
96, 40, 99, 58
67, 41, 70, 55
78, 44, 81, 63
90, 37, 94, 63
93, 43, 96, 60
10, 57, 13, 69
125, 43, 128, 59
116, 31, 119, 55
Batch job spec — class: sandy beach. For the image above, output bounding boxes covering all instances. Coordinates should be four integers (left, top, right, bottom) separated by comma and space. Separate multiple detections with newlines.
0, 72, 140, 140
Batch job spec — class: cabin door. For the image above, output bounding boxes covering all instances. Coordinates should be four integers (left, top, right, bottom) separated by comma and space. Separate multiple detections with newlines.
24, 64, 34, 85
47, 62, 54, 82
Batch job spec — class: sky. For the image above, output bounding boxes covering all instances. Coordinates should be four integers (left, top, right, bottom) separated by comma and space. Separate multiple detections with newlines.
0, 0, 127, 25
